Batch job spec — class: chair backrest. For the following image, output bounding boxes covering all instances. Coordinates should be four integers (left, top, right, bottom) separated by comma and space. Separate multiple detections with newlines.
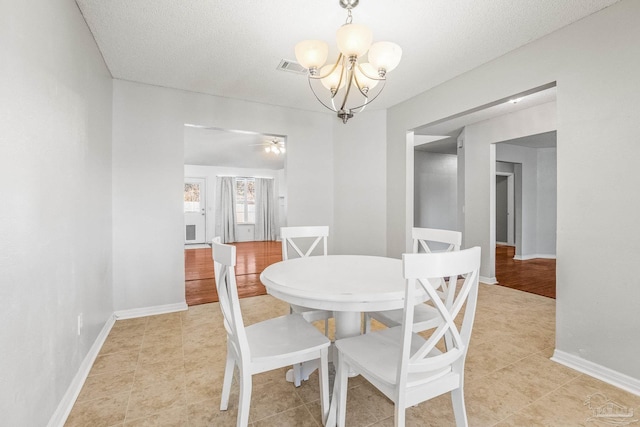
412, 227, 462, 254
280, 226, 329, 260
412, 228, 462, 300
398, 247, 481, 388
212, 240, 250, 366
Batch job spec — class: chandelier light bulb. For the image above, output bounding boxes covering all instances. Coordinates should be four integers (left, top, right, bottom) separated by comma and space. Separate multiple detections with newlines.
320, 64, 346, 91
367, 41, 402, 74
336, 24, 372, 58
295, 40, 329, 71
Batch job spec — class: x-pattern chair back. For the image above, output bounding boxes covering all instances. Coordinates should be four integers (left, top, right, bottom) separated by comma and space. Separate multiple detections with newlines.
412, 227, 462, 300
281, 226, 329, 260
412, 227, 462, 254
400, 247, 480, 385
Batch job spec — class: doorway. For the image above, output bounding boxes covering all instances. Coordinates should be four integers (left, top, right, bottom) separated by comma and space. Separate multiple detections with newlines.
495, 172, 514, 246
183, 125, 287, 303
407, 84, 557, 293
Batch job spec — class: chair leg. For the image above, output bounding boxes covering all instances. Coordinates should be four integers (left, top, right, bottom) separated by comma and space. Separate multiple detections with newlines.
318, 348, 330, 425
451, 387, 468, 427
237, 371, 252, 427
394, 404, 406, 427
293, 363, 302, 387
336, 356, 349, 427
363, 313, 371, 334
220, 349, 235, 410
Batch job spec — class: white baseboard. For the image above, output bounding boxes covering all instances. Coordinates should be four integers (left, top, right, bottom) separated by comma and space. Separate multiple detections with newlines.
514, 254, 557, 260
114, 301, 188, 320
47, 314, 117, 427
480, 276, 498, 285
551, 349, 640, 396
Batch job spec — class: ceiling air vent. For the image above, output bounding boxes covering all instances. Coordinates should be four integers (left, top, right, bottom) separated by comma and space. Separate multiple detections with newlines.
277, 59, 307, 75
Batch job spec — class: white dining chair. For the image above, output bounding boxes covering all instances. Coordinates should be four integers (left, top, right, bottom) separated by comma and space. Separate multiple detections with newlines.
280, 226, 334, 333
212, 240, 331, 427
364, 227, 462, 333
334, 246, 481, 427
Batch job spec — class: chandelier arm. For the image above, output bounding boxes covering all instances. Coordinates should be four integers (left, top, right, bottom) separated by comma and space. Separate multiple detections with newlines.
339, 65, 356, 111
343, 78, 387, 112
352, 70, 370, 98
308, 54, 344, 80
307, 77, 339, 112
356, 63, 387, 81
355, 96, 369, 114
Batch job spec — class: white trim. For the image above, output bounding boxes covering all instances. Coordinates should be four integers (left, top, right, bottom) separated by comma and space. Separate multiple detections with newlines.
114, 302, 188, 320
514, 254, 556, 260
47, 314, 117, 427
551, 350, 640, 397
480, 276, 498, 285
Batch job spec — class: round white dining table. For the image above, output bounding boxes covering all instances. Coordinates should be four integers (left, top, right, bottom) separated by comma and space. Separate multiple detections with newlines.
260, 254, 406, 341
261, 255, 407, 426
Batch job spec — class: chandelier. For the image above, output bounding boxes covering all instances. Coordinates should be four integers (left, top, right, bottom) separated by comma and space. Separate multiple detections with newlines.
295, 0, 402, 124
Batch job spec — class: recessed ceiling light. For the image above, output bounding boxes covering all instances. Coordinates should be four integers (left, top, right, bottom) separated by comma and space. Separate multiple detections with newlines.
509, 98, 523, 104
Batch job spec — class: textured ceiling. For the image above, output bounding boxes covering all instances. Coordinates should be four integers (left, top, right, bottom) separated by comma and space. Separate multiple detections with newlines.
76, 0, 619, 114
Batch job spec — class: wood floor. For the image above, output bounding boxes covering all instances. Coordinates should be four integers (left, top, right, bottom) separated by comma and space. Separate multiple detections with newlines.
185, 241, 282, 306
495, 244, 556, 298
185, 241, 556, 306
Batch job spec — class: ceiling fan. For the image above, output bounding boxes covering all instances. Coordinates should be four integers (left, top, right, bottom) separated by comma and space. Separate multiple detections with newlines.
251, 138, 286, 155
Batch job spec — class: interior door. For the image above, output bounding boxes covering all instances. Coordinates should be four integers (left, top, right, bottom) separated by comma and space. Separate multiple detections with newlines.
184, 178, 206, 244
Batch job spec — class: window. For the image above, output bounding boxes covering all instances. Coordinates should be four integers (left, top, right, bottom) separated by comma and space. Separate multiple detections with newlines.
236, 178, 255, 224
184, 183, 201, 213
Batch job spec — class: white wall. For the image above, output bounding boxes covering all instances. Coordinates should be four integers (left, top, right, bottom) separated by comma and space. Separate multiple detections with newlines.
112, 80, 334, 311
414, 152, 458, 231
0, 1, 113, 424
387, 0, 640, 381
537, 148, 557, 256
184, 165, 285, 242
332, 109, 387, 256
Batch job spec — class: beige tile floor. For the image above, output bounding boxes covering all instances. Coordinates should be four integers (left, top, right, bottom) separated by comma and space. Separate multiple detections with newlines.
66, 285, 640, 426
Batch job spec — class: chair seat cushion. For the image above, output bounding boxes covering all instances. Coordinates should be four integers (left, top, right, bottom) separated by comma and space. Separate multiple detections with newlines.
335, 327, 451, 388
246, 313, 330, 361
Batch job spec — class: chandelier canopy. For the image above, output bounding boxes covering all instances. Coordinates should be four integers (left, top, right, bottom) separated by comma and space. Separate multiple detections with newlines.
295, 0, 402, 124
